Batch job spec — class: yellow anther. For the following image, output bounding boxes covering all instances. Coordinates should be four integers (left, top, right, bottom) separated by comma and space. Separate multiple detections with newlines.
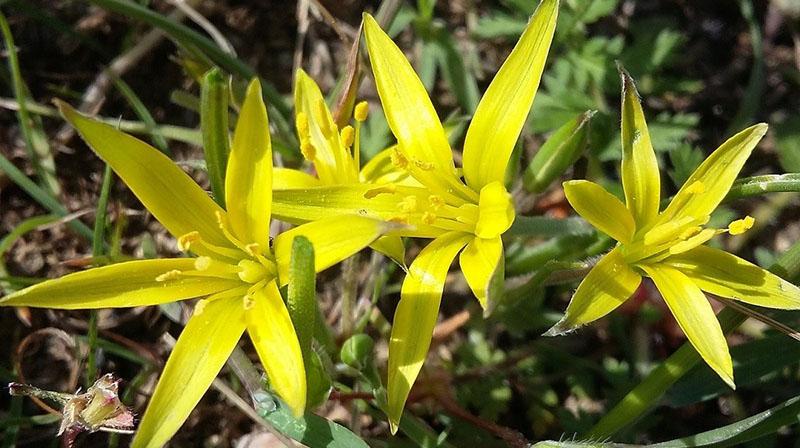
729, 215, 755, 235
155, 270, 182, 282
194, 256, 212, 271
245, 243, 261, 258
399, 196, 418, 213
315, 99, 334, 137
390, 149, 408, 169
422, 212, 437, 225
678, 226, 702, 240
643, 216, 696, 246
388, 216, 409, 225
177, 231, 200, 252
428, 195, 444, 210
354, 101, 369, 122
296, 112, 310, 138
193, 299, 208, 316
413, 159, 434, 170
300, 140, 316, 160
242, 294, 255, 310
364, 184, 397, 199
340, 125, 355, 148
686, 180, 706, 194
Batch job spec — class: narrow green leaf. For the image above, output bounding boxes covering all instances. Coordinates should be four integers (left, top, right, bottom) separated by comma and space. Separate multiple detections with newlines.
506, 215, 593, 237
0, 10, 60, 195
200, 68, 231, 207
523, 111, 593, 193
287, 235, 316, 359
0, 154, 94, 241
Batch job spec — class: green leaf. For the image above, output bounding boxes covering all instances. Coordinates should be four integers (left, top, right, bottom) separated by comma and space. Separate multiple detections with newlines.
666, 333, 800, 407
524, 111, 593, 193
287, 235, 320, 408
200, 68, 231, 207
668, 143, 704, 187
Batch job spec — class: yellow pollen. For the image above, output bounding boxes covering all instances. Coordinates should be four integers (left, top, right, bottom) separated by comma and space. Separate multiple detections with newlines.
413, 159, 434, 170
354, 101, 369, 122
678, 226, 702, 240
729, 215, 755, 235
388, 216, 409, 225
301, 140, 317, 160
177, 231, 200, 252
315, 99, 334, 137
428, 195, 444, 210
364, 184, 397, 199
242, 294, 255, 310
390, 149, 408, 169
399, 196, 418, 213
422, 212, 437, 225
296, 112, 310, 138
156, 270, 182, 282
194, 256, 212, 271
340, 125, 355, 148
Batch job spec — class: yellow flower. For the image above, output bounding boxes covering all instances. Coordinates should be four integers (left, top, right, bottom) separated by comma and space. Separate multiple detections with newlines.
271, 0, 559, 431
0, 80, 393, 448
547, 68, 800, 388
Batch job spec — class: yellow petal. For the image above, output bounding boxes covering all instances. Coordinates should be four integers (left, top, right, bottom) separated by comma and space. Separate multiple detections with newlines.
370, 236, 407, 267
363, 14, 472, 202
0, 258, 241, 309
271, 184, 444, 238
132, 296, 245, 448
294, 70, 356, 183
458, 236, 504, 313
225, 78, 273, 248
660, 123, 768, 224
563, 180, 635, 243
665, 246, 800, 309
246, 281, 306, 416
273, 167, 322, 189
387, 232, 471, 433
273, 215, 396, 284
545, 247, 640, 335
619, 69, 660, 227
462, 0, 558, 190
474, 181, 515, 239
58, 101, 229, 251
641, 263, 734, 388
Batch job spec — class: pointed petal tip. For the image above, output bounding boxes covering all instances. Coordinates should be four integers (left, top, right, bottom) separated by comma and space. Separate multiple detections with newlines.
389, 419, 399, 435
542, 321, 572, 337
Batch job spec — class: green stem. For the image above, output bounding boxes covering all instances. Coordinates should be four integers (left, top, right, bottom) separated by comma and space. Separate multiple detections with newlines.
724, 173, 800, 202
87, 164, 113, 386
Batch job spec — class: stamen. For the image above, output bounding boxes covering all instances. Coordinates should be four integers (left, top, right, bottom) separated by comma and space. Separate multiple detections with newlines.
643, 216, 696, 246
215, 211, 250, 253
399, 196, 418, 213
686, 180, 706, 194
193, 256, 242, 279
728, 216, 755, 235
422, 212, 437, 225
156, 270, 182, 282
301, 140, 317, 160
364, 184, 397, 199
413, 159, 434, 171
340, 125, 354, 148
428, 195, 444, 210
354, 101, 369, 122
177, 231, 201, 252
390, 149, 409, 169
296, 112, 310, 138
668, 228, 721, 255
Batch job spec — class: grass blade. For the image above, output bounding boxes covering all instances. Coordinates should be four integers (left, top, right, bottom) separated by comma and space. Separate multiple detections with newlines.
200, 68, 230, 206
